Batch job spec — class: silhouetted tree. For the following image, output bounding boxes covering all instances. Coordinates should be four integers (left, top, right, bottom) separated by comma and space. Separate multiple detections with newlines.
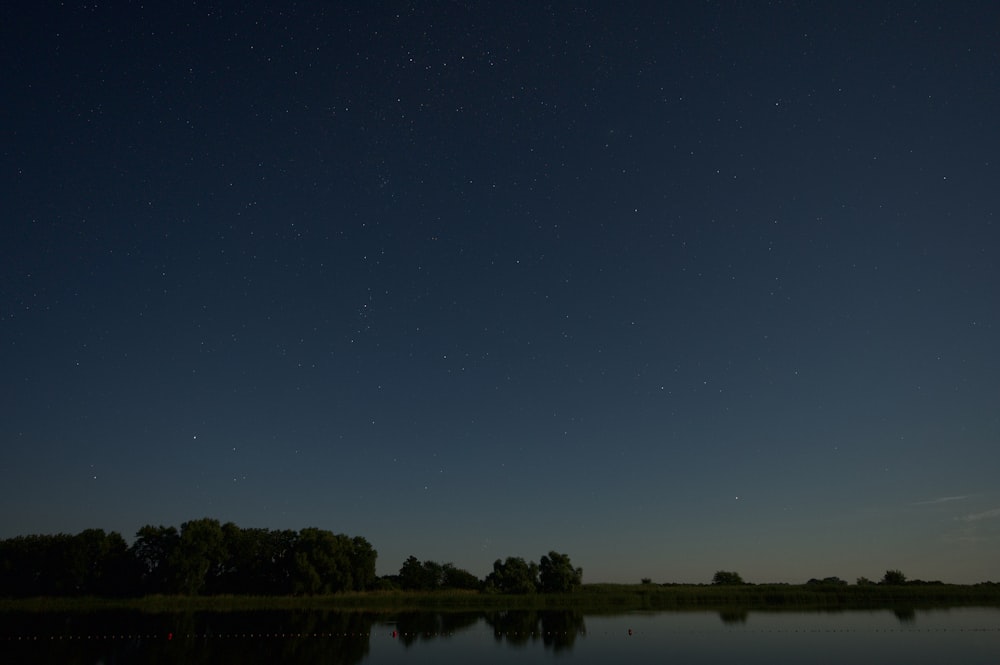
0, 521, 373, 598
807, 576, 847, 586
485, 557, 538, 593
442, 563, 481, 590
174, 518, 225, 595
291, 528, 355, 594
349, 536, 378, 591
397, 557, 479, 590
712, 570, 745, 585
71, 529, 132, 595
131, 525, 180, 593
0, 534, 74, 595
399, 555, 438, 590
882, 569, 907, 585
0, 530, 136, 597
215, 523, 288, 594
538, 551, 582, 592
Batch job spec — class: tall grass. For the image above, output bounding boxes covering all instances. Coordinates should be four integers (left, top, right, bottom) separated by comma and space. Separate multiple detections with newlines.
2, 583, 998, 614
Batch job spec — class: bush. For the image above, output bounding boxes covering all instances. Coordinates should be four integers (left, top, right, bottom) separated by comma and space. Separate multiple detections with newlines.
712, 571, 745, 585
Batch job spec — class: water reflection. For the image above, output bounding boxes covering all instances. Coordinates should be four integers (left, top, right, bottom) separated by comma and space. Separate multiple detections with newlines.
714, 605, 932, 626
391, 610, 479, 646
484, 609, 586, 651
718, 608, 749, 624
2, 607, 998, 664
374, 610, 586, 651
1, 609, 378, 665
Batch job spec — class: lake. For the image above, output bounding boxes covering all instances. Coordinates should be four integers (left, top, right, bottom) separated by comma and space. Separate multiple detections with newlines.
3, 607, 998, 664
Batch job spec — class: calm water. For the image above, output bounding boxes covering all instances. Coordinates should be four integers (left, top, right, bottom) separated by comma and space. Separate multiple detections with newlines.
2, 607, 998, 664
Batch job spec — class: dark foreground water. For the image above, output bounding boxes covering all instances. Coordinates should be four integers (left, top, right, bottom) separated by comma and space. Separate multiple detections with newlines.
2, 607, 998, 664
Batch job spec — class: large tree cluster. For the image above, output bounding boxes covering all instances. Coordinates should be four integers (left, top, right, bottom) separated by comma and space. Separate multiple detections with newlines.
0, 519, 376, 597
1, 522, 584, 598
483, 551, 583, 594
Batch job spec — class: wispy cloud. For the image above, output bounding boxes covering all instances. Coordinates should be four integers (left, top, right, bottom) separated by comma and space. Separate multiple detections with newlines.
914, 495, 969, 506
957, 508, 1000, 523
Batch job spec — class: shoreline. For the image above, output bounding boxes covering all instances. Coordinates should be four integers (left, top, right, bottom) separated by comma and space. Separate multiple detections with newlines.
4, 583, 999, 613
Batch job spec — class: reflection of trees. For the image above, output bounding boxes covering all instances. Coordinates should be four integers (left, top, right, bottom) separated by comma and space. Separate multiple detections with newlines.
3, 609, 590, 660
893, 607, 916, 624
718, 609, 749, 624
393, 611, 480, 647
484, 610, 585, 651
277, 611, 374, 665
0, 610, 376, 665
539, 610, 586, 651
150, 610, 376, 665
1, 610, 144, 665
487, 610, 539, 645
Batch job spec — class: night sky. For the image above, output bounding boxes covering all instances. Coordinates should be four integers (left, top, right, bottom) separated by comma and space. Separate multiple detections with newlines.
2, 2, 999, 585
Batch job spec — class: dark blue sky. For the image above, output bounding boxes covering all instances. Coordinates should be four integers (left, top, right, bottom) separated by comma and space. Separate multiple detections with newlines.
2, 1, 998, 584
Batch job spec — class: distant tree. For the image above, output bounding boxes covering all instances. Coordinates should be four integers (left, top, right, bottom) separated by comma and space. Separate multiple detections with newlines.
348, 536, 378, 591
72, 529, 132, 596
856, 576, 875, 586
538, 551, 582, 593
398, 555, 421, 589
131, 525, 180, 593
399, 556, 434, 590
398, 557, 480, 590
372, 575, 400, 591
291, 528, 355, 594
712, 570, 745, 585
442, 563, 481, 590
1, 520, 372, 598
0, 531, 135, 597
270, 529, 299, 593
421, 560, 445, 589
0, 534, 71, 596
882, 569, 907, 585
807, 576, 847, 586
485, 557, 539, 594
173, 518, 225, 595
215, 524, 290, 594
641, 577, 653, 585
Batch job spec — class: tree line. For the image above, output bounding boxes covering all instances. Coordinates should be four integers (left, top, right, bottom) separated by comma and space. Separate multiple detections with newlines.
0, 520, 583, 598
0, 519, 375, 597
386, 552, 582, 594
708, 569, 932, 586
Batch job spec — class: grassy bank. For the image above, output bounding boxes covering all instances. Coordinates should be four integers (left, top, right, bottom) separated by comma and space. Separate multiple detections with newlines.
3, 583, 999, 614
579, 582, 1000, 612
